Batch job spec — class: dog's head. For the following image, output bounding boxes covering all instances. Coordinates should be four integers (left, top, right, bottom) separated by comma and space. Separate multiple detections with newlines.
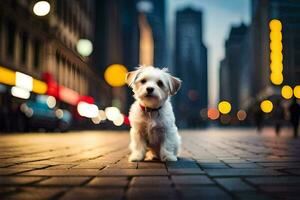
126, 66, 181, 108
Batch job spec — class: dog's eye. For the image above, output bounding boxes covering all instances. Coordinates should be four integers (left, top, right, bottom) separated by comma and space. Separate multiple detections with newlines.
140, 79, 147, 84
157, 80, 163, 87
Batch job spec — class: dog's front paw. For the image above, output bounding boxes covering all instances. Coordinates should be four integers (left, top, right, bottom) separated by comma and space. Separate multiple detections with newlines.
129, 152, 144, 162
161, 154, 177, 162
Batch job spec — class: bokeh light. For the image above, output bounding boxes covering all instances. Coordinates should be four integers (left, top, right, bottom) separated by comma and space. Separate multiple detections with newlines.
113, 114, 124, 126
237, 110, 247, 121
11, 86, 30, 99
77, 102, 99, 118
260, 100, 273, 113
218, 101, 231, 114
294, 85, 300, 99
76, 39, 93, 57
270, 73, 283, 85
207, 108, 219, 120
33, 1, 50, 16
55, 109, 64, 119
104, 64, 128, 87
269, 19, 282, 31
281, 85, 293, 99
105, 107, 121, 121
46, 96, 56, 108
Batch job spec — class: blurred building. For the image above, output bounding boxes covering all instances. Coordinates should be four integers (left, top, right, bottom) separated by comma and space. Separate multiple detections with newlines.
174, 8, 208, 128
0, 0, 110, 132
248, 0, 300, 100
94, 0, 167, 112
219, 24, 248, 111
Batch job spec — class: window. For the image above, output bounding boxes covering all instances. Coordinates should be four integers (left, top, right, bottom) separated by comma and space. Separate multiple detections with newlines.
21, 32, 28, 64
6, 20, 15, 58
33, 40, 41, 69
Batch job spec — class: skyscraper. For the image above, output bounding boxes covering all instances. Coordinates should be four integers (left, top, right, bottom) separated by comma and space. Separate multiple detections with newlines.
174, 8, 208, 128
219, 24, 248, 111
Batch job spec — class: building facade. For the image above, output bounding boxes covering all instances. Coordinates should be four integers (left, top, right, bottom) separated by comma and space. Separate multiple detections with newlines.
219, 24, 248, 111
174, 8, 208, 128
0, 0, 110, 131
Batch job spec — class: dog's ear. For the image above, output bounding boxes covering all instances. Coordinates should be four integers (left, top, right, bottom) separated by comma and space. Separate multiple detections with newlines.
168, 75, 182, 95
126, 70, 140, 87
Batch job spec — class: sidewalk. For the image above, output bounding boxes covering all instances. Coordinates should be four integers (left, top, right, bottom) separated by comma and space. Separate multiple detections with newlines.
0, 129, 300, 199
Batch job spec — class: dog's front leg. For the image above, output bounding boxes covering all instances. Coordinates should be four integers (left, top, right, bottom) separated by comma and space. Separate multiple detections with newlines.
129, 128, 147, 162
160, 130, 180, 161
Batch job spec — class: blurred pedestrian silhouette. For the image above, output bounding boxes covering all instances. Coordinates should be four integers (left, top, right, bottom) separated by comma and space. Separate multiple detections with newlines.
273, 99, 284, 135
254, 102, 263, 132
289, 98, 300, 137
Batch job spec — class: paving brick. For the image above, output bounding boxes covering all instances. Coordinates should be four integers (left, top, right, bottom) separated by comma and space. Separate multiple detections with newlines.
228, 163, 262, 168
137, 162, 165, 169
87, 177, 128, 187
0, 176, 45, 185
168, 168, 205, 175
107, 163, 138, 169
98, 169, 168, 176
235, 192, 272, 200
172, 175, 214, 185
199, 163, 229, 169
246, 176, 300, 185
205, 168, 283, 177
20, 169, 101, 176
130, 176, 171, 187
37, 177, 91, 186
60, 188, 124, 200
176, 186, 231, 200
127, 187, 177, 200
2, 187, 66, 200
215, 178, 255, 192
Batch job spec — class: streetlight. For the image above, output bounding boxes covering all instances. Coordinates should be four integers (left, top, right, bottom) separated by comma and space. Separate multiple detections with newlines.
76, 39, 93, 57
33, 1, 51, 16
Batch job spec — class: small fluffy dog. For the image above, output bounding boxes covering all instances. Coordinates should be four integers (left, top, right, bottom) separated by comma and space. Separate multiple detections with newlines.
126, 65, 182, 162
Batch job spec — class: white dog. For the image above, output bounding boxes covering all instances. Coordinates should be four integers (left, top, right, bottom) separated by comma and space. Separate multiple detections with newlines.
126, 65, 182, 162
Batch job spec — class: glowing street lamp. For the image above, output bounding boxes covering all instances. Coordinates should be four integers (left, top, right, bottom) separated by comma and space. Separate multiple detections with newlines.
76, 39, 93, 57
33, 1, 51, 16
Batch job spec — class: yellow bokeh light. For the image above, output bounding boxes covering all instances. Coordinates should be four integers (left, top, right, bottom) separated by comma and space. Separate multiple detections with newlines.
294, 85, 300, 99
270, 52, 283, 62
33, 79, 48, 94
269, 19, 282, 31
270, 73, 283, 85
270, 41, 282, 52
270, 31, 282, 41
281, 85, 293, 100
260, 100, 273, 113
0, 66, 16, 86
218, 101, 231, 114
104, 64, 128, 87
270, 62, 283, 73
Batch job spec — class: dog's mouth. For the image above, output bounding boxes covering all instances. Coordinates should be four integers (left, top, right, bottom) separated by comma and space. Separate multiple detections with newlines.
144, 94, 158, 99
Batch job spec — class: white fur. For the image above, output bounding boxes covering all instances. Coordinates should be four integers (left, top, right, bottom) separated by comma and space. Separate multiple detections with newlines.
126, 66, 182, 162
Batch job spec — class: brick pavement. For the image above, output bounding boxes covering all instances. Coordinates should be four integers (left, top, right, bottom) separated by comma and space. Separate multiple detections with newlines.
0, 129, 300, 199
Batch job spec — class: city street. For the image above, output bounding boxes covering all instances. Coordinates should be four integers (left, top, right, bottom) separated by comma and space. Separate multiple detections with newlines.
0, 129, 299, 200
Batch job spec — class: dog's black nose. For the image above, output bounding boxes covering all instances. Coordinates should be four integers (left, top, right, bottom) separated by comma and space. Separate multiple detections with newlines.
146, 87, 154, 94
